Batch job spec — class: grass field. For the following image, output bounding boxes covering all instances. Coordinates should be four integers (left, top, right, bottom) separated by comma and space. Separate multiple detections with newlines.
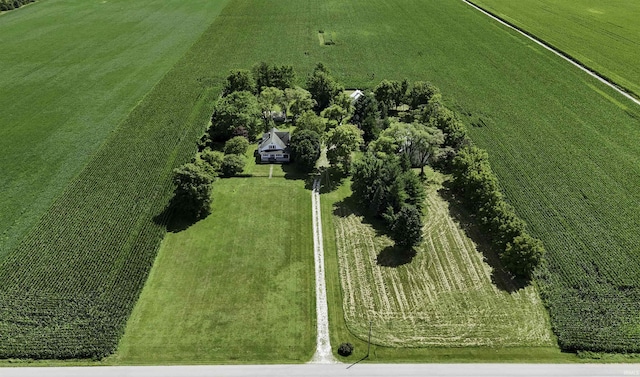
115, 172, 315, 364
0, 0, 229, 256
468, 0, 640, 99
325, 171, 554, 347
3, 0, 640, 358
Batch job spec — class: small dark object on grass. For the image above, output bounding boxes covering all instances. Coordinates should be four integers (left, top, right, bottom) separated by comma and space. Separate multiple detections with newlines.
338, 342, 354, 356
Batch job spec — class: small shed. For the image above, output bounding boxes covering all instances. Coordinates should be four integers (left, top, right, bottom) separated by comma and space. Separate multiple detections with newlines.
349, 89, 364, 103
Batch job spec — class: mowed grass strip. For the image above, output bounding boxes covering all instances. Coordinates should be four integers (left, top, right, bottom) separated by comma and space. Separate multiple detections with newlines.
116, 175, 315, 364
468, 0, 640, 99
0, 0, 228, 255
326, 173, 554, 348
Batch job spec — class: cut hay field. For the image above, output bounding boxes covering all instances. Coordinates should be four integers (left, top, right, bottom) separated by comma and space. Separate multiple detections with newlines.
468, 0, 640, 100
116, 173, 315, 364
327, 173, 554, 348
0, 0, 229, 256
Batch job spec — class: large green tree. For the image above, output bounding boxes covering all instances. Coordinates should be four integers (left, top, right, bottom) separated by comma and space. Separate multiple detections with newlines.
326, 124, 363, 173
285, 86, 316, 123
290, 129, 321, 172
306, 63, 344, 112
391, 205, 423, 249
222, 69, 256, 96
172, 160, 216, 219
209, 91, 262, 141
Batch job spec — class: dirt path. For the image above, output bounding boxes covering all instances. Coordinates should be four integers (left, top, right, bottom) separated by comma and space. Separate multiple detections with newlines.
310, 178, 336, 363
463, 0, 640, 107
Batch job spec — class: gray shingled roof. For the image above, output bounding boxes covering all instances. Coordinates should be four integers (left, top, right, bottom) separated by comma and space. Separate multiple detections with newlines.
258, 128, 290, 151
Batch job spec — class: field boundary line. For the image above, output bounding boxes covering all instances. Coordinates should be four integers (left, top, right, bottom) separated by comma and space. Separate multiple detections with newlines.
462, 0, 640, 107
310, 178, 336, 364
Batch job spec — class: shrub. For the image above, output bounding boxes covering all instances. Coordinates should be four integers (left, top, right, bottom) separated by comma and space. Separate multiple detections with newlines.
221, 154, 246, 177
224, 136, 250, 156
338, 342, 354, 357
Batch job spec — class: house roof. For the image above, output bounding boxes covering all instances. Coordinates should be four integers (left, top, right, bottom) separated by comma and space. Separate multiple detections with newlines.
258, 128, 290, 152
349, 89, 364, 102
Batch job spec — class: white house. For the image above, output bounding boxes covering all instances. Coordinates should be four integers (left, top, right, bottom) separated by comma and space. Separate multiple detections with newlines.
258, 128, 291, 163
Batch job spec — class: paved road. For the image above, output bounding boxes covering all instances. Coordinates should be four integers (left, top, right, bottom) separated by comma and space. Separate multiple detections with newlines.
1, 364, 639, 377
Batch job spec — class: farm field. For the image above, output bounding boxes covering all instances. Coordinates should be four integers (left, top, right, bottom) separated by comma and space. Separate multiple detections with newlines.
2, 0, 640, 360
468, 0, 640, 99
326, 172, 554, 347
116, 173, 315, 364
0, 0, 229, 256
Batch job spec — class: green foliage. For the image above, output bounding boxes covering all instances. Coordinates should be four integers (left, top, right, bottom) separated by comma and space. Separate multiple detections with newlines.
321, 104, 349, 128
258, 87, 285, 126
408, 81, 441, 109
221, 154, 246, 177
285, 87, 316, 122
326, 124, 364, 173
290, 129, 321, 172
306, 63, 344, 112
209, 91, 262, 142
199, 149, 225, 174
374, 79, 404, 110
172, 161, 216, 219
338, 342, 354, 357
351, 91, 381, 143
252, 62, 296, 91
296, 110, 327, 135
222, 69, 256, 96
503, 234, 544, 279
391, 205, 423, 249
450, 146, 544, 280
223, 136, 250, 156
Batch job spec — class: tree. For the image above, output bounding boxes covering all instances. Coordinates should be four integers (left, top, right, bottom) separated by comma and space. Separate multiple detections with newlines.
253, 62, 296, 91
199, 149, 225, 174
285, 86, 316, 123
374, 80, 399, 111
502, 234, 545, 280
290, 129, 321, 172
321, 104, 348, 128
408, 81, 441, 109
221, 154, 246, 177
223, 136, 250, 155
172, 161, 216, 219
306, 63, 344, 112
326, 124, 363, 173
209, 91, 262, 141
296, 110, 327, 135
258, 87, 285, 128
410, 125, 445, 176
391, 205, 423, 249
351, 92, 381, 143
222, 69, 256, 96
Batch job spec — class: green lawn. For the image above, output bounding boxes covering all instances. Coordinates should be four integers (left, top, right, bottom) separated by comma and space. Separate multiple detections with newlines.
468, 0, 640, 99
0, 0, 230, 256
115, 173, 315, 364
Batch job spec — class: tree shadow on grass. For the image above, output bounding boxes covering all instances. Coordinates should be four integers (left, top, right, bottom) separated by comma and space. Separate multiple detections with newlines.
153, 200, 208, 234
318, 166, 347, 194
438, 182, 528, 293
376, 245, 416, 267
281, 162, 315, 190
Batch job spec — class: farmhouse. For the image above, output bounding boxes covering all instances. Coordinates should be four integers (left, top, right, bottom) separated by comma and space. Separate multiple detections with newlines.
258, 128, 291, 163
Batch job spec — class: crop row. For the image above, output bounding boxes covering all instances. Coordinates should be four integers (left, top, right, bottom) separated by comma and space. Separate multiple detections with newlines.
0, 36, 225, 359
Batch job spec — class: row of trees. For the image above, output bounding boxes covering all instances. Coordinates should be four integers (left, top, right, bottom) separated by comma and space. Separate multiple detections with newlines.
0, 0, 34, 11
172, 137, 249, 219
450, 146, 544, 279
